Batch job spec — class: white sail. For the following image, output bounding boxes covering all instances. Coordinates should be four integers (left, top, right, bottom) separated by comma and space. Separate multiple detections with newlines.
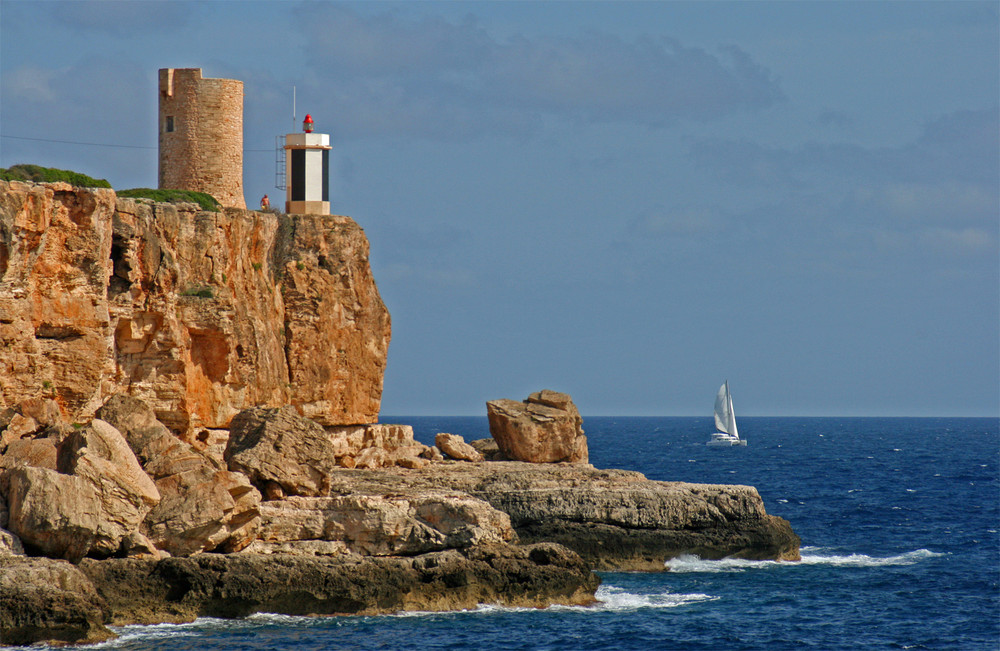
727, 389, 738, 439
714, 382, 732, 434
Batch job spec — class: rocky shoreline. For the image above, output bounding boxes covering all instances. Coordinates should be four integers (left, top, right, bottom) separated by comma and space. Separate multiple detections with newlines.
0, 397, 799, 646
1, 544, 599, 646
0, 181, 799, 645
316, 461, 801, 571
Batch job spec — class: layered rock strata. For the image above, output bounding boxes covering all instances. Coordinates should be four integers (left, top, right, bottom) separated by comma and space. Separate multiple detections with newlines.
253, 492, 515, 556
79, 545, 598, 624
0, 546, 597, 645
320, 462, 801, 570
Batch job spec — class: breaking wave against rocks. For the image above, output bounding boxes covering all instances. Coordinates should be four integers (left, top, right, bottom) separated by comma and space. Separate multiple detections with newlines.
665, 547, 946, 572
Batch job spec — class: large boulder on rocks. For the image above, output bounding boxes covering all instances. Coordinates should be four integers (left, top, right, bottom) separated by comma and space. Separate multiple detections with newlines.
225, 406, 340, 497
146, 467, 260, 555
5, 466, 102, 561
0, 413, 40, 450
0, 556, 114, 646
486, 390, 588, 464
226, 407, 433, 496
0, 399, 67, 453
326, 422, 431, 470
0, 438, 59, 494
435, 433, 483, 462
58, 420, 160, 555
253, 491, 515, 556
97, 396, 260, 555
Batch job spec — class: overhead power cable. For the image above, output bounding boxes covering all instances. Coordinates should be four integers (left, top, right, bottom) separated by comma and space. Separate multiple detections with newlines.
1, 134, 272, 152
2, 134, 155, 150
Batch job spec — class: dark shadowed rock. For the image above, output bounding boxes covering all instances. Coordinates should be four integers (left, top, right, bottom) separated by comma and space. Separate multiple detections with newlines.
80, 546, 598, 624
0, 556, 114, 646
469, 438, 506, 460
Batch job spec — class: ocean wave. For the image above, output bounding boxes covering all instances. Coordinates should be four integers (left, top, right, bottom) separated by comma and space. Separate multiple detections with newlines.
387, 585, 717, 618
664, 547, 945, 572
798, 547, 944, 567
94, 618, 229, 648
586, 585, 717, 611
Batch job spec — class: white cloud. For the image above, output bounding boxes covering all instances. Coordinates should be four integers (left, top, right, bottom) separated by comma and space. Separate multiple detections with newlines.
920, 227, 995, 255
3, 66, 62, 103
871, 181, 996, 224
296, 5, 784, 139
53, 0, 193, 35
874, 226, 996, 257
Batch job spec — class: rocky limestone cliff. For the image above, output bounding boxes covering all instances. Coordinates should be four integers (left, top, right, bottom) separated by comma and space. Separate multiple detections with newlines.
0, 180, 803, 646
0, 180, 390, 435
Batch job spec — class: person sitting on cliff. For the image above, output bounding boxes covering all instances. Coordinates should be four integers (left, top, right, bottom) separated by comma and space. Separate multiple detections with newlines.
260, 194, 270, 211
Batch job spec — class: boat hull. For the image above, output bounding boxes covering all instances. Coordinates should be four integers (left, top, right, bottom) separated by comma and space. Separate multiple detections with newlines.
707, 433, 747, 447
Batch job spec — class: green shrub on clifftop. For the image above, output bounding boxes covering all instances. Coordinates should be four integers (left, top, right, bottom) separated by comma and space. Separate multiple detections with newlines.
119, 188, 220, 211
0, 164, 111, 188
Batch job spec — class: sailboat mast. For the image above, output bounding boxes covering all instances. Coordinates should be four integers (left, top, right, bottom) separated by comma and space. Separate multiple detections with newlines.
728, 382, 739, 439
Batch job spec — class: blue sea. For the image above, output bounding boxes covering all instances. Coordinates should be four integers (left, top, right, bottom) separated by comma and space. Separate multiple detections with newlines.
22, 417, 1000, 650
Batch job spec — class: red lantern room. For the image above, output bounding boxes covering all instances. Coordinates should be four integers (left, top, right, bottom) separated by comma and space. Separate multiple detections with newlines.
302, 114, 314, 133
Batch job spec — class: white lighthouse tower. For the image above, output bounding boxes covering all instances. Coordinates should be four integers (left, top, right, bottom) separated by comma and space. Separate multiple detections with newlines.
284, 114, 331, 214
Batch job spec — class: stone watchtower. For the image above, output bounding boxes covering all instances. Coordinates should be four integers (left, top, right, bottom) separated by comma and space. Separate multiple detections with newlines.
158, 68, 245, 209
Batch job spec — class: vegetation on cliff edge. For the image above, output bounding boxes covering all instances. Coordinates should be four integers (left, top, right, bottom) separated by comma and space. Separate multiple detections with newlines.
118, 188, 220, 211
0, 164, 111, 188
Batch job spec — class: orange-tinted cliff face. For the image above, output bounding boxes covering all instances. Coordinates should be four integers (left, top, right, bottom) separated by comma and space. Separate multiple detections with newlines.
0, 180, 390, 436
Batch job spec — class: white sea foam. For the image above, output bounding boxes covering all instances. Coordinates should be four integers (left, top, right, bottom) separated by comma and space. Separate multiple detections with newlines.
388, 585, 717, 618
587, 585, 717, 611
664, 547, 945, 573
244, 612, 318, 625
797, 547, 944, 567
664, 554, 778, 573
389, 606, 498, 618
96, 614, 340, 647
93, 618, 227, 648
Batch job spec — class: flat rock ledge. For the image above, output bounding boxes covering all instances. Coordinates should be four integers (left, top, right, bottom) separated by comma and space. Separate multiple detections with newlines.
1, 543, 598, 645
321, 461, 802, 571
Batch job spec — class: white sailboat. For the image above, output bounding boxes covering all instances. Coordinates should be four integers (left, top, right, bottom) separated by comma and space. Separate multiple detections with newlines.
707, 380, 746, 447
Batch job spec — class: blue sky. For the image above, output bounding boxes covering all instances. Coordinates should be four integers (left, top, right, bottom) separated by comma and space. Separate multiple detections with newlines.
2, 1, 997, 417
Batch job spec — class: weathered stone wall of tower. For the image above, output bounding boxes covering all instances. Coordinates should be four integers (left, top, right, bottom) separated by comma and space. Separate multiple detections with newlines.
158, 68, 245, 209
